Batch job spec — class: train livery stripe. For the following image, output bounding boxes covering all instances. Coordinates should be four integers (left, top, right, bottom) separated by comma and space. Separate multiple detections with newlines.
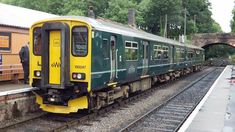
91, 69, 127, 75
91, 60, 202, 75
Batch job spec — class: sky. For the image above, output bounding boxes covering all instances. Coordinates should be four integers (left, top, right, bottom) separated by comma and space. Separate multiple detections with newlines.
209, 0, 234, 32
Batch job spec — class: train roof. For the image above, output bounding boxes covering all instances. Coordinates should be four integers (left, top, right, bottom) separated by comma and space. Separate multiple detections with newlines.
34, 16, 204, 50
0, 3, 56, 28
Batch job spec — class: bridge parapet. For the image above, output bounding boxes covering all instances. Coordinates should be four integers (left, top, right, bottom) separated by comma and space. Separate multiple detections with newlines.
192, 33, 235, 47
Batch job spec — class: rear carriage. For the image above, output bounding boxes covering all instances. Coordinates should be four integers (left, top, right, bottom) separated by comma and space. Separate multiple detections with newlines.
30, 16, 204, 113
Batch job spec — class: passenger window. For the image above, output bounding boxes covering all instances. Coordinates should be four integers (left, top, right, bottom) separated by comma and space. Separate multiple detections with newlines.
181, 49, 185, 59
176, 48, 181, 61
102, 39, 109, 59
153, 44, 162, 60
126, 42, 131, 47
33, 27, 42, 55
162, 46, 169, 59
72, 27, 88, 56
188, 50, 194, 59
125, 42, 138, 61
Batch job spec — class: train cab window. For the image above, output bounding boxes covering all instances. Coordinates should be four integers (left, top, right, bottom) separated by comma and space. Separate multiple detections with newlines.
125, 41, 138, 61
33, 27, 42, 55
153, 44, 162, 60
72, 27, 88, 56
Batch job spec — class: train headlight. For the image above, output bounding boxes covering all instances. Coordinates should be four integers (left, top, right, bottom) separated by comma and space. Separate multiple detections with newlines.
77, 74, 82, 79
34, 70, 41, 77
72, 73, 85, 80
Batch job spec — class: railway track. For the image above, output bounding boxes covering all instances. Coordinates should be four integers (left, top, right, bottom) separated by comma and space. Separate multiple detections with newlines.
0, 67, 220, 132
118, 68, 223, 132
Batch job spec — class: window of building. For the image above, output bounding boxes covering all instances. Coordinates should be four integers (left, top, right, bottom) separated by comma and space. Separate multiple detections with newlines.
72, 26, 88, 56
33, 27, 41, 55
0, 32, 11, 51
153, 44, 162, 60
125, 41, 138, 61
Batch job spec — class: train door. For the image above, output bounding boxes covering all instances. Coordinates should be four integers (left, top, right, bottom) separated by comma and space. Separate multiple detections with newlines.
41, 22, 70, 88
142, 41, 149, 75
169, 45, 174, 69
169, 46, 173, 63
110, 36, 116, 81
49, 30, 61, 84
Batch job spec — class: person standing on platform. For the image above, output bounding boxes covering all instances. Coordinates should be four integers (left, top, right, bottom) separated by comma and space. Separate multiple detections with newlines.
19, 42, 29, 84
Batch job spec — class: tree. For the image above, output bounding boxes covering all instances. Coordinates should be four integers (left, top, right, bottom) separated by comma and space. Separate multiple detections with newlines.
141, 0, 182, 36
205, 44, 235, 59
0, 0, 48, 12
103, 0, 137, 24
0, 0, 222, 35
231, 9, 235, 32
182, 0, 222, 34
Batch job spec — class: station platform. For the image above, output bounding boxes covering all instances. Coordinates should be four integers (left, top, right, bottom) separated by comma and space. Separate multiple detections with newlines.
0, 83, 36, 96
179, 65, 235, 132
0, 82, 38, 122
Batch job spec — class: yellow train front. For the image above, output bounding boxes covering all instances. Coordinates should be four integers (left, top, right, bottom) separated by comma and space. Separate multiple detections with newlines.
30, 17, 92, 114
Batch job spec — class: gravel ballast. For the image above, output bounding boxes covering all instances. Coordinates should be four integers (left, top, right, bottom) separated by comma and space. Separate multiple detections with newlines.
66, 67, 218, 132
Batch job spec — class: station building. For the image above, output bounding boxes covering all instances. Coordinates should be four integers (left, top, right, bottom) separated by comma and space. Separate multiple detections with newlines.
0, 3, 56, 81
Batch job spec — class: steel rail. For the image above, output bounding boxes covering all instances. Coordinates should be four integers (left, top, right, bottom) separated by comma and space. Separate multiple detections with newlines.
0, 67, 210, 132
118, 67, 219, 132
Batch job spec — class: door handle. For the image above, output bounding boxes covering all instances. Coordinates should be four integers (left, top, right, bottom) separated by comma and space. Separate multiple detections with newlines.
116, 49, 118, 78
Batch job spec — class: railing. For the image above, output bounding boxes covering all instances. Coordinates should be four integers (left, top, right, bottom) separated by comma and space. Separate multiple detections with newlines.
0, 64, 24, 83
167, 35, 193, 44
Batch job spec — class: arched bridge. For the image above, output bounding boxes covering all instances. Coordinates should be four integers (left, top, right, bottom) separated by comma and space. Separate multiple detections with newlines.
191, 33, 235, 48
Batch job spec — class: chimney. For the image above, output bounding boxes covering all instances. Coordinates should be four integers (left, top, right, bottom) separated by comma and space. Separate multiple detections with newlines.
128, 8, 136, 27
88, 6, 95, 18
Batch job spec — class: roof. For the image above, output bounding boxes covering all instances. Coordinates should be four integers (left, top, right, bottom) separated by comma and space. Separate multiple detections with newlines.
0, 3, 57, 28
39, 16, 203, 50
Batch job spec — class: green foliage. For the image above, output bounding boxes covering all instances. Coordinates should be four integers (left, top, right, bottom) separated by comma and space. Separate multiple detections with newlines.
1, 0, 48, 12
182, 0, 222, 34
103, 0, 137, 24
142, 0, 182, 35
63, 0, 88, 16
0, 0, 222, 36
231, 9, 235, 33
205, 44, 235, 59
211, 21, 223, 33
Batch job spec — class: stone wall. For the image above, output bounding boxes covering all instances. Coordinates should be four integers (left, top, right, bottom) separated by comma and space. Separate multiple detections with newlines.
192, 33, 235, 47
0, 92, 39, 121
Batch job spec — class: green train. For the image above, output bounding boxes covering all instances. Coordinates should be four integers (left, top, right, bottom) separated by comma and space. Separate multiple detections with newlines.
30, 16, 204, 114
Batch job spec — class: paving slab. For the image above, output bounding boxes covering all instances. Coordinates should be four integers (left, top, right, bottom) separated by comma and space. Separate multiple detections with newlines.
0, 83, 30, 92
180, 66, 235, 132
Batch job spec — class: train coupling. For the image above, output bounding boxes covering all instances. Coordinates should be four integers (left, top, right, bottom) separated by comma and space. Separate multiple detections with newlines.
43, 89, 68, 106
